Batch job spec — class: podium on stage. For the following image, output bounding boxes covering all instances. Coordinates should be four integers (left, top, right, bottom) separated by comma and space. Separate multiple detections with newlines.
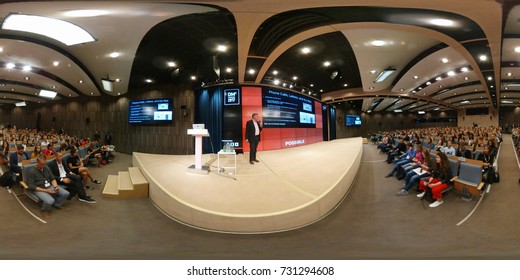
187, 126, 210, 174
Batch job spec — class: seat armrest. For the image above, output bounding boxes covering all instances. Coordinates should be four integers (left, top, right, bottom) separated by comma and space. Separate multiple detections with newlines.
450, 176, 458, 182
20, 181, 29, 189
477, 182, 485, 190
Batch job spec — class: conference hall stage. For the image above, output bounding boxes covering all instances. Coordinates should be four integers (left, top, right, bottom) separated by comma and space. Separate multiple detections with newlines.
132, 137, 362, 233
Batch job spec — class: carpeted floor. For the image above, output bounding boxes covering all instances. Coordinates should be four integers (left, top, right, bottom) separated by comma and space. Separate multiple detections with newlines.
0, 136, 518, 259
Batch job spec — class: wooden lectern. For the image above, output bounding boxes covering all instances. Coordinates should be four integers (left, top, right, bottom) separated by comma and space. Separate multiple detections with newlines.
187, 128, 210, 174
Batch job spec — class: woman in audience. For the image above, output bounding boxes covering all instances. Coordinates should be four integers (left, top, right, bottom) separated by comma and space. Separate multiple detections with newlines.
478, 146, 495, 184
396, 149, 435, 196
416, 152, 452, 208
1, 140, 9, 157
487, 139, 497, 157
31, 145, 42, 159
43, 143, 56, 156
67, 148, 102, 188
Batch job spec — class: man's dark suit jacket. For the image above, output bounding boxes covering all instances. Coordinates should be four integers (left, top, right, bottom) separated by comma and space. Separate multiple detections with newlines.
9, 151, 30, 173
48, 159, 74, 181
245, 119, 262, 142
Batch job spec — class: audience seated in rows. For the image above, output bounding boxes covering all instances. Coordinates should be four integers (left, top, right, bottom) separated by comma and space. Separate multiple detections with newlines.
67, 148, 102, 189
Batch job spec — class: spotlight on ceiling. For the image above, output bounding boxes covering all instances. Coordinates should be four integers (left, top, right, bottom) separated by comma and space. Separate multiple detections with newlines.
374, 68, 396, 83
15, 101, 26, 107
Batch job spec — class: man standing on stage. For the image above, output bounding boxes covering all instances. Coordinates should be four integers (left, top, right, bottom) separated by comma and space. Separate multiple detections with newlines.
245, 113, 262, 165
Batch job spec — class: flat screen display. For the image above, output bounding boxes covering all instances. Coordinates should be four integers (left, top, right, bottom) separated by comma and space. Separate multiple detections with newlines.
261, 88, 316, 128
345, 114, 361, 126
128, 98, 173, 124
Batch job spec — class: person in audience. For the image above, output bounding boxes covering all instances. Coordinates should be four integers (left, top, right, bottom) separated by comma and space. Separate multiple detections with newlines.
401, 144, 424, 174
9, 144, 30, 174
441, 140, 456, 156
0, 140, 9, 164
456, 142, 472, 159
478, 146, 495, 184
386, 138, 406, 163
49, 152, 96, 203
67, 148, 102, 188
87, 142, 102, 167
40, 136, 49, 147
417, 152, 452, 208
487, 139, 497, 158
44, 143, 56, 157
396, 149, 435, 196
25, 154, 69, 219
59, 143, 68, 153
31, 145, 43, 159
385, 143, 416, 178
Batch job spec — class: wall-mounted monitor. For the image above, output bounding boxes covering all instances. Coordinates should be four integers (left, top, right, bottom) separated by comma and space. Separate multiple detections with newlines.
128, 98, 173, 124
345, 114, 361, 126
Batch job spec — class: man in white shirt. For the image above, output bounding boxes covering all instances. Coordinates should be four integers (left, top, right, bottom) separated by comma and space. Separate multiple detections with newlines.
442, 140, 456, 156
48, 152, 96, 203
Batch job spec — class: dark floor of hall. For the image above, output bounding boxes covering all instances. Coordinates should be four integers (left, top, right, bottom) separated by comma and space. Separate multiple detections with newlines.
0, 134, 519, 259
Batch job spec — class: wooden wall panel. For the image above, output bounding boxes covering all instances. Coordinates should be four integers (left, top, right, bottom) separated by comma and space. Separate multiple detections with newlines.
0, 84, 195, 155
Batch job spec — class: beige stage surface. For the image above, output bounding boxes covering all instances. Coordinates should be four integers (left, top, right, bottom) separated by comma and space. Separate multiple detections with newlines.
132, 137, 362, 233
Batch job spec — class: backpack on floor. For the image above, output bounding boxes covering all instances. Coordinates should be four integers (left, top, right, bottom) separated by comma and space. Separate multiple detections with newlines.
421, 187, 436, 203
0, 171, 17, 188
396, 166, 406, 180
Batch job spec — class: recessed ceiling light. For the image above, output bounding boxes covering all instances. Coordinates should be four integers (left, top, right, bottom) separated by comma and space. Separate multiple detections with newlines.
109, 52, 120, 58
301, 47, 311, 54
190, 76, 196, 81
5, 62, 15, 69
310, 84, 314, 87
79, 80, 84, 84
216, 45, 227, 52
370, 69, 377, 74
479, 55, 487, 61
225, 67, 232, 73
53, 61, 60, 67
22, 65, 31, 72
248, 69, 255, 75
441, 58, 449, 63
507, 72, 513, 77
413, 75, 418, 79
24, 77, 29, 80
145, 79, 153, 83
487, 76, 492, 81
323, 61, 331, 67
515, 47, 520, 53
436, 76, 442, 81
292, 76, 298, 80
464, 77, 469, 80
369, 86, 374, 90
64, 9, 110, 17
90, 92, 94, 95
167, 61, 176, 67
0, 47, 3, 52
371, 40, 385, 47
52, 85, 56, 89
426, 82, 431, 85
447, 71, 455, 76
430, 19, 454, 26
273, 79, 280, 85
343, 84, 348, 87
115, 78, 121, 83
272, 70, 278, 75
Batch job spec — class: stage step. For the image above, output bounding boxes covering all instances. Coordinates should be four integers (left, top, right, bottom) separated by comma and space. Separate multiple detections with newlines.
101, 168, 149, 199
102, 175, 119, 197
